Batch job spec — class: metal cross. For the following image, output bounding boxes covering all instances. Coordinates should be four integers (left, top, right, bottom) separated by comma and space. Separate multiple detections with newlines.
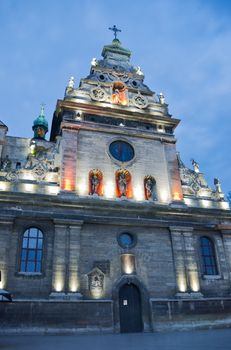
40, 103, 45, 116
109, 25, 121, 39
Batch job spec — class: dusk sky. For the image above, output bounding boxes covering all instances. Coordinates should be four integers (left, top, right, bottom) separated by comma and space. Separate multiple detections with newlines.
0, 0, 231, 194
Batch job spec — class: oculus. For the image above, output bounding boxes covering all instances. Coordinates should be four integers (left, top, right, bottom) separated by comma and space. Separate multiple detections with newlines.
118, 232, 136, 249
109, 140, 134, 162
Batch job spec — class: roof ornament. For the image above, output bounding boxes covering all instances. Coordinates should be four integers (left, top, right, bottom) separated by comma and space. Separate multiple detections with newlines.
108, 25, 121, 40
191, 159, 200, 173
67, 76, 75, 89
158, 92, 165, 105
91, 58, 98, 67
40, 103, 45, 117
214, 177, 222, 193
136, 66, 144, 76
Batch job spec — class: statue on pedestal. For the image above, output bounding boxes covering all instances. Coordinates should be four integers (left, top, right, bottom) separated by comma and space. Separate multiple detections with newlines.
144, 175, 157, 201
191, 159, 200, 173
116, 169, 131, 198
89, 169, 103, 196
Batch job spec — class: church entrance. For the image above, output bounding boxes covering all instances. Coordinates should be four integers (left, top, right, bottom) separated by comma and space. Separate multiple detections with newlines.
119, 283, 143, 333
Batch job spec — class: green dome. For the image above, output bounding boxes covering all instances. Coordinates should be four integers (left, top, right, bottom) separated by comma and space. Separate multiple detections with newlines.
32, 106, 48, 139
33, 114, 48, 131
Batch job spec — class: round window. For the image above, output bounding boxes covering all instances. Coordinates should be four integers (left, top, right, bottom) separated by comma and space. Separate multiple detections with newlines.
109, 140, 134, 162
118, 233, 136, 248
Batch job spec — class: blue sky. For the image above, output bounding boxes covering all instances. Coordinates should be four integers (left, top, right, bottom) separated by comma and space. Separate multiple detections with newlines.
0, 0, 231, 194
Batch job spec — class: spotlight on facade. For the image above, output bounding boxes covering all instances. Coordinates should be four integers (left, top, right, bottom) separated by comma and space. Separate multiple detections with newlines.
177, 274, 187, 293
104, 182, 115, 199
134, 185, 144, 201
121, 254, 135, 274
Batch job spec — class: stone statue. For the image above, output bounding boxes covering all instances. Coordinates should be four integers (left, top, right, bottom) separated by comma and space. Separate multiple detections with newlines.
1, 155, 11, 171
91, 58, 97, 67
89, 169, 103, 196
118, 172, 127, 197
158, 92, 165, 105
111, 82, 128, 106
136, 66, 143, 76
191, 159, 200, 173
90, 174, 100, 195
67, 76, 75, 89
144, 176, 157, 201
214, 177, 222, 193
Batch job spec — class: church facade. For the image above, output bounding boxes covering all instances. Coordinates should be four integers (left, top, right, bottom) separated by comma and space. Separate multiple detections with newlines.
1, 33, 231, 333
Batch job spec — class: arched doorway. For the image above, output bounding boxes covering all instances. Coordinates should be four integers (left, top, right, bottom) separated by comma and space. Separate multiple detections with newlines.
119, 283, 143, 333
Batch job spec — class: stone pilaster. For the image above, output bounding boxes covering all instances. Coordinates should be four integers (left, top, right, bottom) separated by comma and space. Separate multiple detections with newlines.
220, 229, 231, 282
60, 126, 79, 192
182, 229, 201, 295
51, 222, 67, 294
68, 222, 83, 294
170, 227, 188, 294
170, 226, 202, 297
0, 218, 13, 289
50, 219, 83, 299
164, 143, 184, 202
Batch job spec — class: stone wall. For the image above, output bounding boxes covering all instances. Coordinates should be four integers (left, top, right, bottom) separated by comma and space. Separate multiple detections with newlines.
151, 298, 231, 331
0, 300, 113, 332
75, 128, 171, 203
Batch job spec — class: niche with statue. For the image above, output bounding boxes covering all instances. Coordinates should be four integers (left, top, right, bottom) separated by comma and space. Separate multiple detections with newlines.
89, 169, 103, 196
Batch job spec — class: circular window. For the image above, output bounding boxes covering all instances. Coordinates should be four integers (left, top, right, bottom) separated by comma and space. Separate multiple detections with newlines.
132, 80, 138, 87
109, 140, 134, 162
118, 233, 136, 248
99, 74, 105, 81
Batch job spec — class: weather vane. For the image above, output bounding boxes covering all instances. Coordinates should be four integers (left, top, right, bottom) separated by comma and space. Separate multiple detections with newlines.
109, 25, 121, 39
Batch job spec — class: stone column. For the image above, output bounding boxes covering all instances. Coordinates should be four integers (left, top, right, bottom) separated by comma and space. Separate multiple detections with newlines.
170, 226, 202, 297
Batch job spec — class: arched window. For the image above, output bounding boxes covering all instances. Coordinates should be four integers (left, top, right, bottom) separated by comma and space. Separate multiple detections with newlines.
20, 228, 43, 273
200, 236, 218, 275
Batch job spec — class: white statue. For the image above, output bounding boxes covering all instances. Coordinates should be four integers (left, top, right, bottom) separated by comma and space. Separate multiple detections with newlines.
191, 159, 200, 173
214, 178, 222, 193
136, 66, 143, 76
68, 76, 75, 89
91, 58, 97, 67
158, 92, 165, 105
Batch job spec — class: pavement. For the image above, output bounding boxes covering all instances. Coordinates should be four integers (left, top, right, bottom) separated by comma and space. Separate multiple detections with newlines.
0, 328, 231, 350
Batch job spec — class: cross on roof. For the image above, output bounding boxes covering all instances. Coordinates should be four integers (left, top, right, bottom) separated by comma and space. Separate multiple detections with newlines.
109, 25, 121, 39
40, 103, 45, 116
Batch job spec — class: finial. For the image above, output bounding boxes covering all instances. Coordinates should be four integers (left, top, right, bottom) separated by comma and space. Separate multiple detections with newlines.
108, 25, 121, 40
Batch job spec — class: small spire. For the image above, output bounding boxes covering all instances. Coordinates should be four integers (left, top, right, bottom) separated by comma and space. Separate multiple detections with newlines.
108, 25, 121, 40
